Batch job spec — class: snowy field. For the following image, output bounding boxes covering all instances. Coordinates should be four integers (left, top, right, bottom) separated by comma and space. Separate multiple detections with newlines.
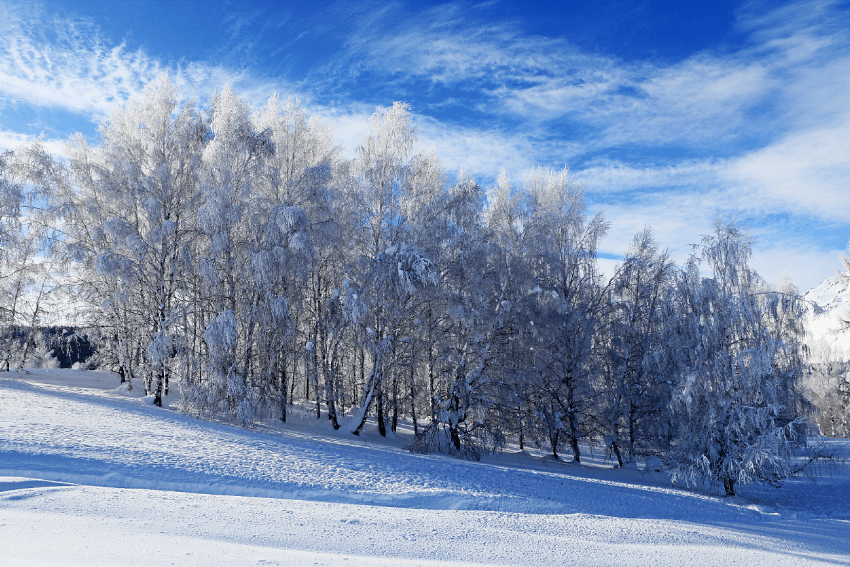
1, 370, 848, 566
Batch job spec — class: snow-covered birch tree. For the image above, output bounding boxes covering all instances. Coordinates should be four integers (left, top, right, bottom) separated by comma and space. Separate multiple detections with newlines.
521, 166, 609, 462
47, 74, 207, 404
189, 86, 275, 423
601, 228, 677, 466
665, 220, 807, 496
344, 102, 443, 436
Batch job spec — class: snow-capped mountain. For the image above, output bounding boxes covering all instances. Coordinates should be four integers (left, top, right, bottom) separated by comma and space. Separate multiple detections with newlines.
803, 273, 850, 357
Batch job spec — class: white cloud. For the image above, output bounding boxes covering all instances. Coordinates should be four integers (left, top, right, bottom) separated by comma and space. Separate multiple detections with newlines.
721, 119, 850, 222
578, 115, 850, 245
750, 243, 847, 293
596, 192, 848, 293
0, 130, 66, 157
0, 0, 847, 293
0, 5, 299, 125
0, 6, 160, 120
414, 117, 540, 182
578, 160, 724, 193
321, 0, 850, 166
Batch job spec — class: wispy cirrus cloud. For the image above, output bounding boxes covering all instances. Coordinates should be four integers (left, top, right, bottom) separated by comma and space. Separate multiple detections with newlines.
314, 0, 849, 161
722, 119, 850, 223
0, 4, 167, 120
0, 0, 848, 290
0, 4, 294, 126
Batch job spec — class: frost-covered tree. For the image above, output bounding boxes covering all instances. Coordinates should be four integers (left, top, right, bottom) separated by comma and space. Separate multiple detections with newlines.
0, 150, 21, 259
44, 74, 207, 404
346, 243, 439, 435
805, 340, 850, 438
253, 95, 340, 424
187, 85, 276, 422
23, 137, 135, 382
601, 228, 677, 466
665, 221, 807, 496
343, 102, 445, 436
462, 170, 539, 453
0, 150, 36, 370
257, 95, 337, 209
520, 167, 608, 462
0, 147, 61, 371
11, 75, 830, 487
347, 102, 417, 258
410, 173, 509, 458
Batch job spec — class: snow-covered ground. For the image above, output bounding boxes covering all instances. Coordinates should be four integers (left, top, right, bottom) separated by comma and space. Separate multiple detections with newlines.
1, 370, 848, 566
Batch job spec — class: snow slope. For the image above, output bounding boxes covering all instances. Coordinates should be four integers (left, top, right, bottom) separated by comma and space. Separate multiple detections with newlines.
804, 273, 850, 356
1, 370, 849, 566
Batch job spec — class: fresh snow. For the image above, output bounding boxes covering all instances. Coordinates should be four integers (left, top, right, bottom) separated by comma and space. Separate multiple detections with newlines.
1, 369, 849, 566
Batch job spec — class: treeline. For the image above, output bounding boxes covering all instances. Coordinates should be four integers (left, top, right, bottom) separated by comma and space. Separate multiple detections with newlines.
0, 326, 93, 370
0, 75, 833, 495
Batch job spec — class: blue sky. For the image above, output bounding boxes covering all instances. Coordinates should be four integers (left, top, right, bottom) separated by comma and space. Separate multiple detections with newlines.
1, 0, 848, 291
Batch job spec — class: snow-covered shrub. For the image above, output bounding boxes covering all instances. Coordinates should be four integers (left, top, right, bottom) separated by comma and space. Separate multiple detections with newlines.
405, 420, 504, 461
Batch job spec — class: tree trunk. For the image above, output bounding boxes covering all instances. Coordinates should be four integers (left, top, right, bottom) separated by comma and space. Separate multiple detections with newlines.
325, 346, 340, 431
358, 346, 365, 407
153, 363, 166, 407
351, 352, 381, 436
313, 339, 321, 421
409, 362, 418, 437
391, 372, 398, 433
549, 427, 560, 460
328, 397, 340, 430
450, 423, 461, 451
429, 347, 436, 422
569, 436, 581, 463
279, 361, 288, 423
377, 388, 387, 437
611, 440, 624, 468
18, 282, 47, 369
567, 396, 582, 463
1, 281, 22, 372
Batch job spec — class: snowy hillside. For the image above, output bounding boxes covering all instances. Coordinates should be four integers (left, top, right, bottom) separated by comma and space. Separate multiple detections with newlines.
804, 273, 850, 356
1, 370, 849, 566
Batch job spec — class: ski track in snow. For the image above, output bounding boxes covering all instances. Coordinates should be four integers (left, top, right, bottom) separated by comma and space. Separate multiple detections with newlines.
1, 371, 849, 566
